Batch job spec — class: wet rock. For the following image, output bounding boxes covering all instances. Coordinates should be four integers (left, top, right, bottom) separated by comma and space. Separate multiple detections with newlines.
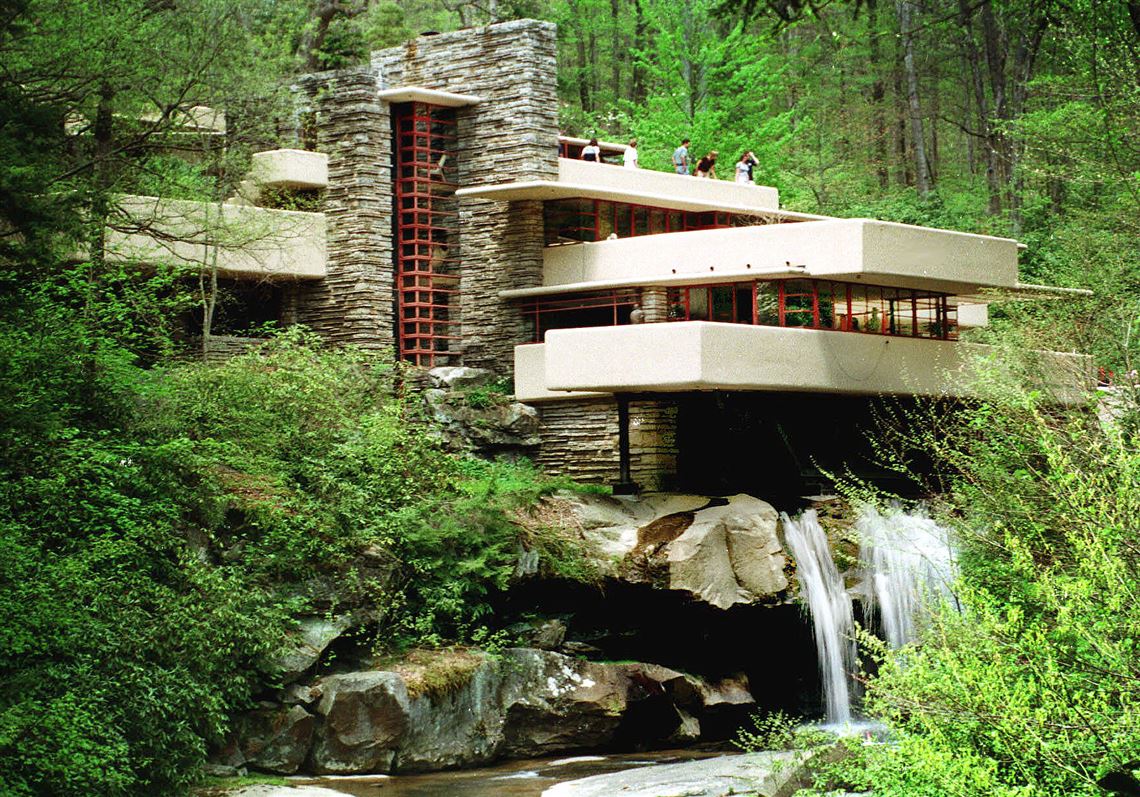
541, 751, 809, 797
310, 671, 410, 773
231, 787, 351, 797
396, 658, 505, 772
237, 704, 315, 774
269, 615, 353, 684
500, 649, 632, 757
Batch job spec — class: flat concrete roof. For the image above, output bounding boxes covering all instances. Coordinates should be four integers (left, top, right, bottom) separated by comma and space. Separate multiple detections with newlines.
534, 218, 1039, 296
376, 86, 485, 106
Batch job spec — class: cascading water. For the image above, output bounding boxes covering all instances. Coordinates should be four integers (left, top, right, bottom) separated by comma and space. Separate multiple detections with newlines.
783, 504, 958, 726
781, 509, 858, 725
857, 505, 958, 650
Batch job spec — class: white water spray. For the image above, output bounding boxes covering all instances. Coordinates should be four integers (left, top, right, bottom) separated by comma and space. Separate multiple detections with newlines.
857, 505, 957, 649
781, 509, 858, 725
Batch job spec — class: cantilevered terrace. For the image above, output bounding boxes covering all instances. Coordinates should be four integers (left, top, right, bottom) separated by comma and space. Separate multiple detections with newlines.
460, 147, 1089, 404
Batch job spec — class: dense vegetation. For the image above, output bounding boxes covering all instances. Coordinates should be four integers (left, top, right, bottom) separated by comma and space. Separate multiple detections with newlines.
1, 0, 1137, 795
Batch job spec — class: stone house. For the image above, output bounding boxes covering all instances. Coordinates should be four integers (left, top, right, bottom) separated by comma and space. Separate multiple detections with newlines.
115, 19, 1089, 497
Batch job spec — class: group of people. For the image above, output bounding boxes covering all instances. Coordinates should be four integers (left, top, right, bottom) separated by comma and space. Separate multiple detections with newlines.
579, 135, 760, 184
671, 139, 760, 184
580, 137, 640, 168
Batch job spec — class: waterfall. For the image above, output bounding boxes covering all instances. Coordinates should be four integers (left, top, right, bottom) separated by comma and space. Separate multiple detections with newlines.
781, 510, 858, 725
857, 505, 958, 650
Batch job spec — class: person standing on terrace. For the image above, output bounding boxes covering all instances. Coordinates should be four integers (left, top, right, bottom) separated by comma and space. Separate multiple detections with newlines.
581, 138, 601, 162
623, 139, 639, 168
695, 151, 718, 179
672, 138, 691, 175
735, 151, 758, 184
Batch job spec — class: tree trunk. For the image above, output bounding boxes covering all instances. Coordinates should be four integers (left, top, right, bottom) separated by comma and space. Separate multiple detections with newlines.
868, 0, 889, 190
611, 0, 622, 104
576, 28, 591, 113
896, 0, 933, 197
957, 0, 1002, 214
632, 0, 647, 104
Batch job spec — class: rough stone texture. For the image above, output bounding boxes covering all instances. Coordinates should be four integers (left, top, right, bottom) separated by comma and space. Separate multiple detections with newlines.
374, 21, 559, 372
534, 397, 679, 491
237, 704, 316, 774
667, 494, 789, 609
395, 659, 507, 772
629, 399, 679, 492
536, 398, 620, 484
427, 365, 495, 389
541, 751, 809, 797
310, 671, 410, 773
499, 649, 632, 758
233, 647, 754, 777
202, 334, 266, 362
557, 492, 789, 609
292, 66, 394, 352
270, 615, 353, 684
423, 388, 541, 452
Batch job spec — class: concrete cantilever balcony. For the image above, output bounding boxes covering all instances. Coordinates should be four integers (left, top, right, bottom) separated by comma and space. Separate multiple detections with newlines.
250, 149, 329, 190
104, 195, 326, 280
526, 217, 1036, 296
513, 322, 1092, 404
456, 158, 808, 218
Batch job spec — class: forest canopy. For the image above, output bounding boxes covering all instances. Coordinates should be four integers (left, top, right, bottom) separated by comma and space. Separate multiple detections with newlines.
0, 0, 1138, 795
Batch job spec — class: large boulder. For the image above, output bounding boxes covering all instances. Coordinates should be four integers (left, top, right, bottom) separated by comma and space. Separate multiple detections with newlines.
269, 615, 353, 684
541, 751, 810, 797
665, 495, 788, 608
236, 704, 316, 774
235, 648, 758, 777
560, 492, 790, 609
499, 649, 633, 757
423, 388, 541, 452
395, 657, 507, 772
309, 671, 410, 773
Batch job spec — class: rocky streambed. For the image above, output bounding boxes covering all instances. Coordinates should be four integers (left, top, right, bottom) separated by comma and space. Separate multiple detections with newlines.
212, 490, 857, 781
218, 748, 819, 797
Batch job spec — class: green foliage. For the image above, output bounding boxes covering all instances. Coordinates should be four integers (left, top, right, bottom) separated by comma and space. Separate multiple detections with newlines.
838, 364, 1140, 796
0, 320, 589, 794
735, 710, 800, 751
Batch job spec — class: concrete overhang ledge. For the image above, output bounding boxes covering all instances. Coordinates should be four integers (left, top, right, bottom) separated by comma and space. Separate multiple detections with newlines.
498, 268, 806, 299
455, 180, 824, 220
376, 86, 485, 106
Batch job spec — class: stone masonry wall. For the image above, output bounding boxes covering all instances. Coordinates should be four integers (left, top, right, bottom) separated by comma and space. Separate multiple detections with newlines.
291, 66, 394, 351
629, 399, 679, 491
374, 20, 559, 372
536, 398, 620, 484
536, 397, 680, 492
640, 287, 670, 323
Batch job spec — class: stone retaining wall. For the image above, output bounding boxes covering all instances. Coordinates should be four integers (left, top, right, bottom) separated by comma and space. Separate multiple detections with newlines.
535, 397, 679, 491
291, 66, 394, 352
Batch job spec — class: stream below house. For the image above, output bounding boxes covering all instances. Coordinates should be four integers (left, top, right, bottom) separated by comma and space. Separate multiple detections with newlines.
287, 748, 733, 796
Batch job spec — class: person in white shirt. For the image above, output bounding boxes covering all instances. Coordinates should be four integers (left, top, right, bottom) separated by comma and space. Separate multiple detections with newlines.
735, 151, 758, 183
623, 138, 639, 168
581, 138, 601, 162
